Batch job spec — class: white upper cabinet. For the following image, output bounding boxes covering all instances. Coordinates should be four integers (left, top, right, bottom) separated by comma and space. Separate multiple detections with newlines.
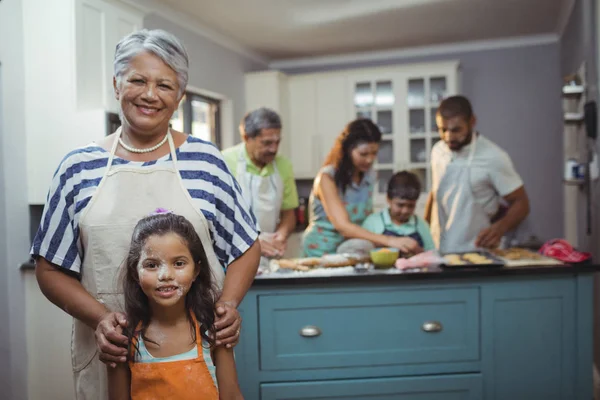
315, 75, 351, 170
76, 0, 143, 113
287, 76, 319, 179
24, 0, 143, 204
243, 71, 290, 158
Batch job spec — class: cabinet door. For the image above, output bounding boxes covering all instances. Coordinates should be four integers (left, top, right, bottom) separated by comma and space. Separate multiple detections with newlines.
315, 75, 350, 166
288, 77, 318, 178
75, 0, 142, 112
244, 71, 290, 157
261, 374, 483, 400
482, 279, 576, 400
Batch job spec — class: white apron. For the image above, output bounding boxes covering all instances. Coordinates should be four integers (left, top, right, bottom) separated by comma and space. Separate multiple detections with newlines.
430, 135, 491, 253
72, 129, 225, 400
235, 150, 284, 234
235, 150, 284, 268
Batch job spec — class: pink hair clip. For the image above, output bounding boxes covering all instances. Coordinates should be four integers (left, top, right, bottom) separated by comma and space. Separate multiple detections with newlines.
150, 207, 172, 216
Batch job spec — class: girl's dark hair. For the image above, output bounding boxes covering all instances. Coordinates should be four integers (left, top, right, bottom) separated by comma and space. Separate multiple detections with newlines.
122, 212, 217, 357
322, 119, 382, 193
387, 171, 421, 201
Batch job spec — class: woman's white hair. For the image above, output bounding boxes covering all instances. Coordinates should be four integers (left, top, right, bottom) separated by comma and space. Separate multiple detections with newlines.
113, 29, 189, 96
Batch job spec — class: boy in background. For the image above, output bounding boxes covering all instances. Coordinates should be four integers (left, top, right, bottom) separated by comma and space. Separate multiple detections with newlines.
362, 171, 435, 251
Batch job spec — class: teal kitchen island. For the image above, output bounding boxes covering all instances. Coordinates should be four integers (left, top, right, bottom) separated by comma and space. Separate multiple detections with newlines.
235, 263, 599, 400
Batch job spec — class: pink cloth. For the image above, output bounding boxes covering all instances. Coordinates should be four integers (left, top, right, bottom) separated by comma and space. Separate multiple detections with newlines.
539, 239, 592, 263
395, 251, 445, 270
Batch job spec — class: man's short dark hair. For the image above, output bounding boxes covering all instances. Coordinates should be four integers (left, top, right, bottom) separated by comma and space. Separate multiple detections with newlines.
387, 171, 421, 201
437, 95, 473, 121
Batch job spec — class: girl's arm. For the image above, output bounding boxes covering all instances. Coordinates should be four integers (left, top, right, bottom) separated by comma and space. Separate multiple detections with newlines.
214, 346, 243, 400
317, 174, 420, 253
107, 362, 131, 400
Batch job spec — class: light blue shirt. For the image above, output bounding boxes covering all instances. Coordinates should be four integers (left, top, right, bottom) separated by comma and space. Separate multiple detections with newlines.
362, 209, 436, 251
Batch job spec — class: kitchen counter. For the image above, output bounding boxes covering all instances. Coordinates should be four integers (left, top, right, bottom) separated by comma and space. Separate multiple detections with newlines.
237, 261, 598, 400
254, 261, 600, 285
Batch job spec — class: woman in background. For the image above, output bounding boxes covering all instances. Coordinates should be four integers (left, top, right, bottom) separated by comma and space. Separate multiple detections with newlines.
303, 119, 422, 257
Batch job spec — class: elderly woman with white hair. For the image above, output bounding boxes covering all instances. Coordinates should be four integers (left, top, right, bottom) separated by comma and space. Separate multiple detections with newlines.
31, 29, 260, 399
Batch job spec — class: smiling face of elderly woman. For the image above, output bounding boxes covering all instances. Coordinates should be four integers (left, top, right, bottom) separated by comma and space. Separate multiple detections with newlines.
112, 29, 189, 139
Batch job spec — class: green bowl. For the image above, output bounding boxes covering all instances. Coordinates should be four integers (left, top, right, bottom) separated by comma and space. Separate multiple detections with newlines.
370, 248, 400, 268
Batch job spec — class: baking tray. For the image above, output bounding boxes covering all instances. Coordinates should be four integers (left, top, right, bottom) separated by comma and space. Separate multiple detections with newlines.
440, 250, 506, 269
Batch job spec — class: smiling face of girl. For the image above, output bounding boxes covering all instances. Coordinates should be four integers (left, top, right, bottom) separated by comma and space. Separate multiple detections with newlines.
136, 232, 199, 312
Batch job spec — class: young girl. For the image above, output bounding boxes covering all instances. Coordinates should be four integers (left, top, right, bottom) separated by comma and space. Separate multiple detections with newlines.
108, 211, 243, 400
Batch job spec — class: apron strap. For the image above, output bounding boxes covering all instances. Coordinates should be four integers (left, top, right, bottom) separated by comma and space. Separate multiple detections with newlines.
107, 127, 122, 169
467, 132, 478, 165
167, 130, 177, 164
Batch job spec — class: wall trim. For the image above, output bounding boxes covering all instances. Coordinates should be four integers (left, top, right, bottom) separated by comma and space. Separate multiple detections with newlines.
269, 33, 559, 70
557, 0, 576, 37
113, 0, 270, 65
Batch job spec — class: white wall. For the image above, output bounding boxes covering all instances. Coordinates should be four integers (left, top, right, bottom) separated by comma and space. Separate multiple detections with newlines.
0, 0, 31, 399
24, 270, 75, 400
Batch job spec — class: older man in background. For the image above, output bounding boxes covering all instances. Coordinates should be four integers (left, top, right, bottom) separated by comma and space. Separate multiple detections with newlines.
223, 108, 299, 262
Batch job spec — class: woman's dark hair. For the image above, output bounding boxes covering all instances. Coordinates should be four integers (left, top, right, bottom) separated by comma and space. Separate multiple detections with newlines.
122, 212, 217, 357
387, 171, 421, 201
322, 119, 382, 193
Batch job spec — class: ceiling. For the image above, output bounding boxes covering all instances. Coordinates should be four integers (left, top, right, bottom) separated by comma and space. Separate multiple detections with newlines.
155, 0, 568, 60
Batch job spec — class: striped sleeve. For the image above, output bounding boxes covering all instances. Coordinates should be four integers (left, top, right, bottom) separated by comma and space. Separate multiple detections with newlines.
31, 151, 86, 273
179, 138, 258, 268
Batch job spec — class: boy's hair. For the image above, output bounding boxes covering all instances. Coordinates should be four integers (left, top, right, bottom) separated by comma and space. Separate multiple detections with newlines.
387, 171, 421, 201
121, 212, 218, 359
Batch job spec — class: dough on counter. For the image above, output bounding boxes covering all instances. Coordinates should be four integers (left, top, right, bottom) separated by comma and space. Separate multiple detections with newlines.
321, 254, 354, 268
297, 257, 322, 267
277, 259, 310, 271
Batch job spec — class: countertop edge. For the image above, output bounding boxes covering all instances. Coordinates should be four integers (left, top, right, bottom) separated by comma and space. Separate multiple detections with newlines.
252, 263, 600, 285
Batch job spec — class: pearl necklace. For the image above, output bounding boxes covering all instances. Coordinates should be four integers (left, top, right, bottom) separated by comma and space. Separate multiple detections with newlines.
118, 132, 169, 154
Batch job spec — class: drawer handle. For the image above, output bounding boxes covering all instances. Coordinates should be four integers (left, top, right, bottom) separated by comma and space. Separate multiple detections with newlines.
422, 321, 443, 333
299, 325, 322, 338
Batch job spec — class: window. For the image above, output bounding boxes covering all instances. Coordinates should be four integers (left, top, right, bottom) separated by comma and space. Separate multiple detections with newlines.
170, 92, 222, 148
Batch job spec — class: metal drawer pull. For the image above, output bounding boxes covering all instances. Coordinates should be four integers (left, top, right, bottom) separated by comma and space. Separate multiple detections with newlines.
422, 321, 443, 333
299, 325, 322, 337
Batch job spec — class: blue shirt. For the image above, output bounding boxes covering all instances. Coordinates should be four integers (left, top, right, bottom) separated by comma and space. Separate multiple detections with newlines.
362, 209, 436, 251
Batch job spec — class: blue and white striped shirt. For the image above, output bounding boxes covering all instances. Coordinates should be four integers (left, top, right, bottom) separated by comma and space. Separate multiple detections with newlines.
30, 136, 258, 274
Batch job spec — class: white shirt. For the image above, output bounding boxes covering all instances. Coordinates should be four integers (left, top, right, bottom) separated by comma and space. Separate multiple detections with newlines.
431, 134, 523, 218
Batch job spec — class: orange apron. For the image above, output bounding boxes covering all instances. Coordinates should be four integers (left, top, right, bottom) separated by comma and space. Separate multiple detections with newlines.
130, 314, 219, 399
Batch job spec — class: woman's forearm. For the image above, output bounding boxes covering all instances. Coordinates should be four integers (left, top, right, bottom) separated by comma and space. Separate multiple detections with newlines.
335, 222, 392, 247
218, 240, 260, 307
35, 257, 109, 330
